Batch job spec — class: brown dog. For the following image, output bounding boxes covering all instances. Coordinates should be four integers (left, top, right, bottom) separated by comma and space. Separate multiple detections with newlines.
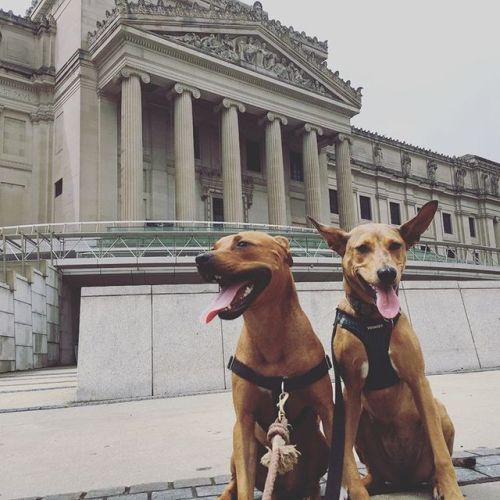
196, 231, 334, 500
310, 201, 465, 500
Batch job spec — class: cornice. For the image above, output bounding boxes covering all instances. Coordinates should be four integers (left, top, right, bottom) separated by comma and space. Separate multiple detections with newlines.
0, 7, 56, 33
87, 1, 362, 105
96, 28, 357, 118
89, 0, 328, 53
352, 126, 500, 175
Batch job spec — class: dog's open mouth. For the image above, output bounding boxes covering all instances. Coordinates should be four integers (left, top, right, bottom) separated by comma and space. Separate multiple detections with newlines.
200, 268, 272, 323
358, 276, 400, 319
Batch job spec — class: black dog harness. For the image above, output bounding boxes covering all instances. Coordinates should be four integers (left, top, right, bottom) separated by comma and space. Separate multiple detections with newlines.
324, 307, 402, 500
227, 355, 332, 431
333, 308, 401, 391
227, 354, 332, 400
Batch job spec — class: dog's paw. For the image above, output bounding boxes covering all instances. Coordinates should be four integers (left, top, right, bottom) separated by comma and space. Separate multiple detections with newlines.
345, 484, 370, 500
433, 486, 444, 500
339, 486, 349, 500
433, 484, 464, 500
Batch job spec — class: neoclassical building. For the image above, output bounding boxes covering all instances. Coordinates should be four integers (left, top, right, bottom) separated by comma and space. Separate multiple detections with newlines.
1, 0, 500, 249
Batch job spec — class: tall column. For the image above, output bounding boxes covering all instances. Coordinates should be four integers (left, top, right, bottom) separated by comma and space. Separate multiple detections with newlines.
218, 98, 245, 223
334, 134, 357, 231
319, 148, 330, 222
31, 109, 54, 223
261, 112, 288, 226
120, 68, 150, 221
301, 124, 323, 224
170, 83, 200, 221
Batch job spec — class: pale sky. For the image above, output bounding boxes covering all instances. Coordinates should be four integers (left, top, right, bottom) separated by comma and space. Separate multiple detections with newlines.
2, 0, 499, 162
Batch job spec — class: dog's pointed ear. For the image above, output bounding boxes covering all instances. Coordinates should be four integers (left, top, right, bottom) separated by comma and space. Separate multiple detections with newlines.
308, 216, 349, 257
399, 200, 438, 248
274, 236, 293, 267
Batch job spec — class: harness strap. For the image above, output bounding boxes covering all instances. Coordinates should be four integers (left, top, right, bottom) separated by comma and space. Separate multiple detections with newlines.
324, 314, 345, 500
227, 355, 332, 394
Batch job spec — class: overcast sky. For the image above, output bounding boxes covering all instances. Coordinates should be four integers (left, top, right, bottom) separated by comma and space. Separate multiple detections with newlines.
2, 0, 499, 162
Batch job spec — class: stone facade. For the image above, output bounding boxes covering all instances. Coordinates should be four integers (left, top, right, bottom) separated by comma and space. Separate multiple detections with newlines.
0, 0, 499, 249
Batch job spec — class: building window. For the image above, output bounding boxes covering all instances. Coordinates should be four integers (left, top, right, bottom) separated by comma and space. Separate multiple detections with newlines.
55, 179, 63, 198
443, 213, 453, 234
329, 189, 338, 214
446, 249, 456, 259
212, 197, 224, 222
359, 195, 372, 221
469, 217, 476, 238
389, 202, 401, 225
194, 127, 201, 160
290, 151, 304, 182
246, 140, 261, 172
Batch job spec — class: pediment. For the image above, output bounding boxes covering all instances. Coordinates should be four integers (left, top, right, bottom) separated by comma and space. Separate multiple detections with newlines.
88, 0, 362, 108
159, 31, 340, 100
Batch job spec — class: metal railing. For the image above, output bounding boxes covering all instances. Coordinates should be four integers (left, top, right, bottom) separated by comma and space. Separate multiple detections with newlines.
1, 221, 499, 278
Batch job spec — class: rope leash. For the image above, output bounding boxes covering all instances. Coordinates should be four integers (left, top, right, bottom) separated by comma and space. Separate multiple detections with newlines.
261, 390, 301, 500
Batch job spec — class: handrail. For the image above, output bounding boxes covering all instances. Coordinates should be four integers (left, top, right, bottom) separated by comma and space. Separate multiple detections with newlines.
0, 221, 499, 277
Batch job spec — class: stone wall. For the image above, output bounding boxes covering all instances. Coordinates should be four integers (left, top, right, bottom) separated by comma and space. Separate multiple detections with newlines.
78, 280, 500, 401
0, 266, 61, 373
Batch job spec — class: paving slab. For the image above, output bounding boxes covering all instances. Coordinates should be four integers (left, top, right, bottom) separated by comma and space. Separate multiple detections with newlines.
1, 370, 500, 499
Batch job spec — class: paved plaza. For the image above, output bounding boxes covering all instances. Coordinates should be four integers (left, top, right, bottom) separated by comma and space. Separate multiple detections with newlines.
1, 368, 500, 499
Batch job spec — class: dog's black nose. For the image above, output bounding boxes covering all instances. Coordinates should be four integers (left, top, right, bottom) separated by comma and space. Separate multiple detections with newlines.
196, 253, 213, 266
377, 267, 397, 284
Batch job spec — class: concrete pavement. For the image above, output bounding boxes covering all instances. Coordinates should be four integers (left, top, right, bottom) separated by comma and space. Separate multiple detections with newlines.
1, 368, 500, 499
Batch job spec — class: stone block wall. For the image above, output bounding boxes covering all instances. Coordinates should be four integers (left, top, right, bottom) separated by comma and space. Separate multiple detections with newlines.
0, 266, 61, 373
0, 282, 15, 373
78, 281, 500, 402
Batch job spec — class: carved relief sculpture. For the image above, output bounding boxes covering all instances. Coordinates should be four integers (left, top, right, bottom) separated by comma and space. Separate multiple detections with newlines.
454, 167, 467, 192
169, 32, 331, 96
491, 175, 499, 196
427, 160, 438, 184
401, 151, 411, 178
373, 142, 383, 167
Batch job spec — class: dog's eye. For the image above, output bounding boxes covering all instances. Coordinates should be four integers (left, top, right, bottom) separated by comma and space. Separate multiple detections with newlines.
389, 242, 402, 251
236, 241, 249, 248
356, 244, 370, 254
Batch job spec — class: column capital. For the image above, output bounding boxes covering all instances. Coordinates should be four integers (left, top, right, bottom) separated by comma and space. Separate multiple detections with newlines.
295, 123, 323, 137
168, 83, 201, 100
214, 98, 246, 114
334, 133, 352, 145
259, 112, 288, 127
118, 67, 150, 84
303, 123, 324, 136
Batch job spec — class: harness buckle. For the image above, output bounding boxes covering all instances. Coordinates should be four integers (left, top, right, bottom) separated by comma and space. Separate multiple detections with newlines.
227, 355, 235, 370
326, 355, 333, 369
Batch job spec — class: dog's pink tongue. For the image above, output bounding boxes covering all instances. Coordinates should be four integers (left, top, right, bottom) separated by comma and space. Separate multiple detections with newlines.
375, 286, 400, 319
200, 282, 246, 324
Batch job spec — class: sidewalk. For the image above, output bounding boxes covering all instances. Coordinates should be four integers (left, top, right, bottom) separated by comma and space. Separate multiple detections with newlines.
1, 368, 500, 499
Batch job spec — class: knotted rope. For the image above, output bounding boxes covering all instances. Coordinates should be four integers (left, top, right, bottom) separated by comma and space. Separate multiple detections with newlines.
260, 391, 301, 500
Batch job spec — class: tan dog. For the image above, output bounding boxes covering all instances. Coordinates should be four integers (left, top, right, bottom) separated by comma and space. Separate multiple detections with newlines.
196, 231, 334, 500
310, 201, 465, 500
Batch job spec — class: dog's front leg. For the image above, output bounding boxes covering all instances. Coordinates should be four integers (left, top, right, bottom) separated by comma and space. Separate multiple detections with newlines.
342, 385, 370, 500
233, 415, 258, 500
408, 375, 463, 499
391, 322, 463, 499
